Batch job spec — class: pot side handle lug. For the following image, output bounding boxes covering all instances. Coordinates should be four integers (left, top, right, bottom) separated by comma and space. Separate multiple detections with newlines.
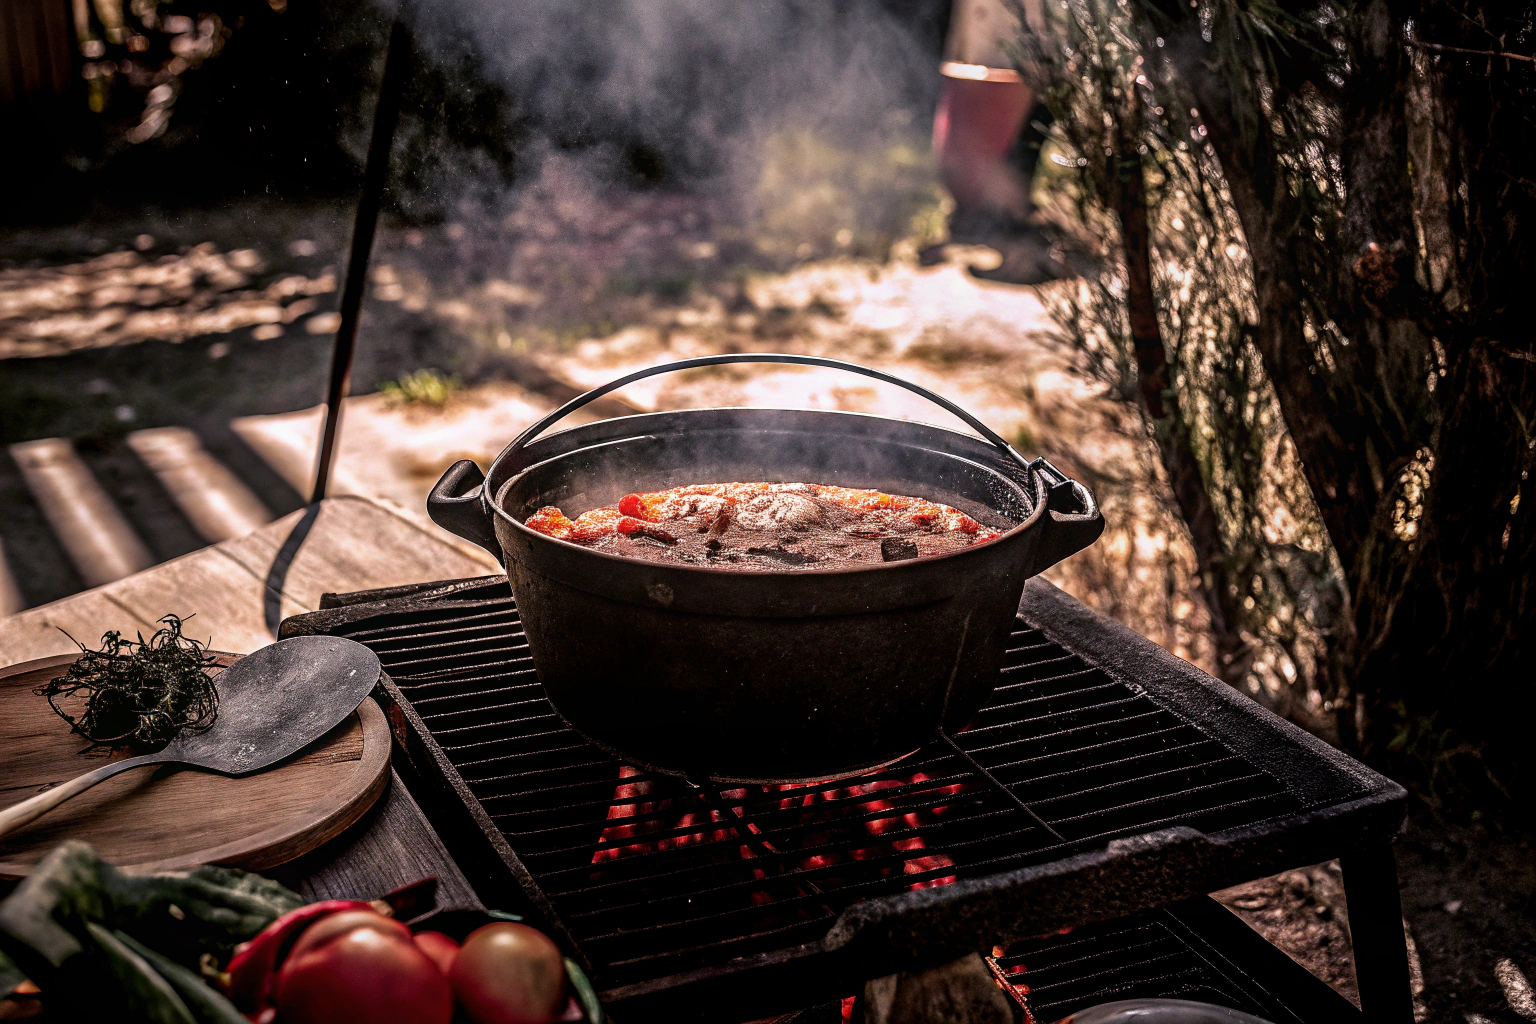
1021, 458, 1105, 577
428, 459, 504, 565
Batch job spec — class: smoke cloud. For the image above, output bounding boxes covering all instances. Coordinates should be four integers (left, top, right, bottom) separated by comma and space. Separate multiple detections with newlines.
389, 0, 947, 203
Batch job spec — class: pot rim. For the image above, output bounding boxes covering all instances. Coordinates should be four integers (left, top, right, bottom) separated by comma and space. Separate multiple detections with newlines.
483, 406, 1052, 579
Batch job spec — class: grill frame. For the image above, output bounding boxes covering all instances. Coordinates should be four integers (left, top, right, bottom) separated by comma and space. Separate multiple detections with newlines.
281, 575, 1404, 1020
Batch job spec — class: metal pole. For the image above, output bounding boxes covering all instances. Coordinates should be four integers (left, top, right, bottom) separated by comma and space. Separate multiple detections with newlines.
311, 18, 411, 503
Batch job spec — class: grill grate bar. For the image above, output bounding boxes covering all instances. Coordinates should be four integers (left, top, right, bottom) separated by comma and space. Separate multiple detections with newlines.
693, 784, 841, 918
466, 756, 621, 790
987, 738, 1235, 798
438, 726, 577, 756
395, 665, 540, 686
483, 754, 969, 826
980, 680, 1130, 717
500, 781, 999, 864
997, 651, 1082, 675
366, 627, 529, 655
980, 724, 1200, 773
389, 656, 537, 685
433, 711, 567, 739
597, 917, 835, 973
339, 606, 521, 642
958, 708, 1178, 749
450, 732, 600, 771
1049, 775, 1283, 829
382, 654, 534, 675
409, 684, 545, 710
941, 731, 1065, 841
420, 696, 552, 726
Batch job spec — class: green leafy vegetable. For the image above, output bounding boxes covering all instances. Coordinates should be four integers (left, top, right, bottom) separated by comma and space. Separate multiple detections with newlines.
87, 922, 201, 1024
114, 929, 249, 1024
0, 842, 303, 1020
0, 948, 24, 998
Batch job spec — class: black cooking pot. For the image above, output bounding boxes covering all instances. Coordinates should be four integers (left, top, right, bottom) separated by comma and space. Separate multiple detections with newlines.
428, 354, 1102, 783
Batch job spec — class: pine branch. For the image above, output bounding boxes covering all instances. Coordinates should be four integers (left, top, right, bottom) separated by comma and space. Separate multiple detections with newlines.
1408, 39, 1535, 63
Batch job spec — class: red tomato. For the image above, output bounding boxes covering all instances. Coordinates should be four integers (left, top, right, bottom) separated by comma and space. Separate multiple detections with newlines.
284, 909, 410, 963
449, 923, 566, 1024
276, 913, 452, 1024
225, 900, 372, 1013
414, 930, 461, 974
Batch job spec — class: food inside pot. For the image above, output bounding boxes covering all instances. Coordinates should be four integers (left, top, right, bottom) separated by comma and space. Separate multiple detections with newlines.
523, 482, 1002, 570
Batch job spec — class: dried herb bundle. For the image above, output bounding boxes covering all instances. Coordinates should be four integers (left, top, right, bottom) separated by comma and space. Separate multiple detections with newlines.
36, 615, 220, 750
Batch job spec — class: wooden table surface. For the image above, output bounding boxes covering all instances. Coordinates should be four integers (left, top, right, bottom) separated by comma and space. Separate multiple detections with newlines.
0, 496, 502, 906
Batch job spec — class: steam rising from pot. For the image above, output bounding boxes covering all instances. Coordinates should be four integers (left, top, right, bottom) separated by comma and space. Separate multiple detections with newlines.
378, 0, 946, 214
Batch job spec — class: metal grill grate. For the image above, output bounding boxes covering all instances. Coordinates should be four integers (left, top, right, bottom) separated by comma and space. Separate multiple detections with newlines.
992, 914, 1267, 1022
987, 896, 1361, 1024
318, 581, 1303, 989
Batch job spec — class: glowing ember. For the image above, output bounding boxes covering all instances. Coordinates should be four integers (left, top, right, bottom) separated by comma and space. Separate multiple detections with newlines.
590, 766, 965, 903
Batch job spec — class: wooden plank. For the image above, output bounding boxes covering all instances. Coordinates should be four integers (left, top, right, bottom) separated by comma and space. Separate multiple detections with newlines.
10, 438, 154, 587
0, 537, 22, 617
214, 496, 498, 612
92, 539, 317, 657
0, 588, 160, 669
280, 770, 483, 909
126, 427, 274, 543
0, 497, 498, 669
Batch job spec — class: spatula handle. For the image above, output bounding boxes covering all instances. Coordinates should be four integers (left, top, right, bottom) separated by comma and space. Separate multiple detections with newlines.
0, 754, 157, 840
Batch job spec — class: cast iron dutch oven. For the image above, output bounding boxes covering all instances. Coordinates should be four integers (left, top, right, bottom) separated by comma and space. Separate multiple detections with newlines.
428, 354, 1103, 783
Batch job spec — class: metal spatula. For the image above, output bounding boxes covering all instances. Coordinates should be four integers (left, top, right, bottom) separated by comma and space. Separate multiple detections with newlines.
0, 635, 381, 841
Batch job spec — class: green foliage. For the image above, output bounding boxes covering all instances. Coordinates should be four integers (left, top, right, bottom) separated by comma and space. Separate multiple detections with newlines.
1385, 702, 1512, 815
746, 127, 947, 265
1012, 424, 1039, 457
1019, 0, 1350, 734
379, 368, 463, 408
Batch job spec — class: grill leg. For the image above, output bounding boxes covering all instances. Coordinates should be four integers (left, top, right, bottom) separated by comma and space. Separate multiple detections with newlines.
1342, 842, 1415, 1024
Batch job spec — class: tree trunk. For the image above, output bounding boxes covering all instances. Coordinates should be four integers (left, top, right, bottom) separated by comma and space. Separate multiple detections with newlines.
1141, 12, 1380, 591
1108, 92, 1249, 678
1136, 0, 1536, 785
1138, 9, 1365, 742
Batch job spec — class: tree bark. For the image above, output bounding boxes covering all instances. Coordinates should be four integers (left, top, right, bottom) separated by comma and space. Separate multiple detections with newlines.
1109, 95, 1248, 675
1141, 12, 1381, 588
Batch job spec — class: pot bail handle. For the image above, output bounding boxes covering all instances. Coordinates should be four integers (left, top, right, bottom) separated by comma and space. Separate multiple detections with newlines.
501, 352, 1035, 473
428, 458, 504, 564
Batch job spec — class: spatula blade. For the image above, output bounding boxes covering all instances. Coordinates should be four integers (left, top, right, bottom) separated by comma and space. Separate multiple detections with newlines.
168, 635, 382, 775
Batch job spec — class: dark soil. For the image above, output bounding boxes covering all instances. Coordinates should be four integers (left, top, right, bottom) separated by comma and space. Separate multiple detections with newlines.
1396, 810, 1536, 1022
1216, 804, 1536, 1022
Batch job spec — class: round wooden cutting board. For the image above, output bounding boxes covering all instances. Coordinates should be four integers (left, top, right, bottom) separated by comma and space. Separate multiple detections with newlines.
0, 652, 391, 878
